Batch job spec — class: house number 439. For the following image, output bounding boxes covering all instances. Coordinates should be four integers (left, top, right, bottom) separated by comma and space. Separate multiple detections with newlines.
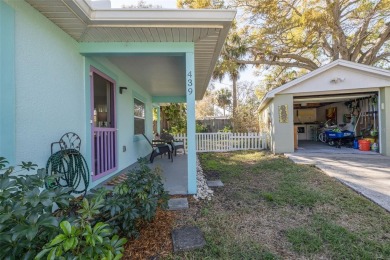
187, 71, 193, 95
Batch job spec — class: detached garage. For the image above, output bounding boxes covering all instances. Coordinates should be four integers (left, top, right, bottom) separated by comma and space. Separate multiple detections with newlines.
259, 60, 390, 156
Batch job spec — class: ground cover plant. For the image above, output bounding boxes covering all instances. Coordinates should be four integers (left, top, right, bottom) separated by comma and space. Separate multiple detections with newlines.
173, 151, 390, 259
0, 157, 167, 260
0, 157, 74, 259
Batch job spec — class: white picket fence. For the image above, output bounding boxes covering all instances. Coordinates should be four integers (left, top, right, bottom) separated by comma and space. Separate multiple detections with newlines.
173, 132, 268, 152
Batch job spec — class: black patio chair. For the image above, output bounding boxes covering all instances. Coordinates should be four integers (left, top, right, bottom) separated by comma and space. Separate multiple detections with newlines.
160, 132, 185, 156
142, 134, 173, 163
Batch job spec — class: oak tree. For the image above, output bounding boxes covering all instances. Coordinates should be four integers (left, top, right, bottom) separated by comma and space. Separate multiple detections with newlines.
233, 0, 390, 73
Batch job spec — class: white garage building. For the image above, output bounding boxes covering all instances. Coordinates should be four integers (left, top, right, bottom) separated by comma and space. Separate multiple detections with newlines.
259, 60, 390, 156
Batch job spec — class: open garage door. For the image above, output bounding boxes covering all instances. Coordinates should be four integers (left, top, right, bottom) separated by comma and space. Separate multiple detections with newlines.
293, 92, 380, 154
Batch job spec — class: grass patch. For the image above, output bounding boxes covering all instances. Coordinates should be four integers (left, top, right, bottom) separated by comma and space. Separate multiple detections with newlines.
175, 151, 390, 259
287, 227, 322, 254
175, 212, 278, 260
287, 216, 390, 259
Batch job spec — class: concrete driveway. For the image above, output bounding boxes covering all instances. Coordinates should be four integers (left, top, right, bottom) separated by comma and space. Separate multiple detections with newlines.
286, 152, 390, 212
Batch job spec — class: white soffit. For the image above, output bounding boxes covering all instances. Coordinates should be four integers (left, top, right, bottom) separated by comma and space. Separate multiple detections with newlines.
24, 0, 236, 100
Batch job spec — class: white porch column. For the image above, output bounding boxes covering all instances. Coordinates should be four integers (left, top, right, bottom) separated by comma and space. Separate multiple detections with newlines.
186, 52, 196, 194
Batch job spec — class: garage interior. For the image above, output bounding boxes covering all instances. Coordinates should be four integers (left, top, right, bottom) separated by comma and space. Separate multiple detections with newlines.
293, 91, 380, 154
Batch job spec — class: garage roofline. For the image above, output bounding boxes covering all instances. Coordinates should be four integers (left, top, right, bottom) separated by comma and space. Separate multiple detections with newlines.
259, 60, 390, 111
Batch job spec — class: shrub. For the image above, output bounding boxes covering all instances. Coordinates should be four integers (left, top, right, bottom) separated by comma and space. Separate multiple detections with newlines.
36, 197, 127, 260
90, 158, 169, 237
0, 157, 73, 259
0, 156, 168, 259
220, 125, 233, 133
196, 123, 208, 133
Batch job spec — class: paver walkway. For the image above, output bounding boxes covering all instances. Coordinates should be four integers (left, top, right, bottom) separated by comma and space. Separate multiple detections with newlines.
168, 198, 189, 210
172, 226, 206, 252
207, 180, 224, 187
286, 152, 390, 212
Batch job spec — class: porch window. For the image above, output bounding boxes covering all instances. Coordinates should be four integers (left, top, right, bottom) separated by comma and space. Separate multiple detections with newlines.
134, 98, 145, 135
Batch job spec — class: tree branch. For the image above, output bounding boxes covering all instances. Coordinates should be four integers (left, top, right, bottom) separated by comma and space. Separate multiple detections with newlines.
321, 36, 334, 58
329, 0, 350, 59
246, 47, 319, 70
350, 1, 381, 61
279, 0, 302, 16
363, 23, 390, 64
234, 58, 317, 71
372, 52, 390, 64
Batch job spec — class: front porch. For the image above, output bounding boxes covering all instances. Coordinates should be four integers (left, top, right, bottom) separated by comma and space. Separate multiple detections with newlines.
150, 153, 188, 195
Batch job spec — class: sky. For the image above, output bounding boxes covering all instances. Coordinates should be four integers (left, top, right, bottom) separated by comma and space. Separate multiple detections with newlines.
110, 0, 177, 8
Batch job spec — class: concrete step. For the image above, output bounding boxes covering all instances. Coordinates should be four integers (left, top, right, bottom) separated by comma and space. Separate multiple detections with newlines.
168, 198, 189, 210
172, 226, 206, 252
207, 180, 224, 187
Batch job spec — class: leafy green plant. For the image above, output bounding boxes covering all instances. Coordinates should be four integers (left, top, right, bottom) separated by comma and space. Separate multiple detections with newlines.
196, 123, 208, 133
36, 197, 127, 260
0, 156, 166, 259
220, 125, 233, 133
91, 158, 168, 237
0, 157, 73, 259
160, 103, 187, 134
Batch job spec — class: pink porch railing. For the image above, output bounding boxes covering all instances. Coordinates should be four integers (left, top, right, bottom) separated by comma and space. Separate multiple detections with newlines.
93, 128, 117, 179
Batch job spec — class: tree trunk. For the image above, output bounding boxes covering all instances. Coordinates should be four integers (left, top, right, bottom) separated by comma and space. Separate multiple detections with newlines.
232, 75, 237, 118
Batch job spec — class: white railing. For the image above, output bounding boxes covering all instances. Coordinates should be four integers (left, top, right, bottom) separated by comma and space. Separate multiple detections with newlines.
173, 132, 268, 152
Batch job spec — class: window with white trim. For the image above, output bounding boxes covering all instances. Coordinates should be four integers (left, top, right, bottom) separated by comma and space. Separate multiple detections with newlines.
134, 98, 145, 135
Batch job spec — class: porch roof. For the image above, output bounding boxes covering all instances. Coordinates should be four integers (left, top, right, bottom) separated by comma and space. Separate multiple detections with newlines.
25, 0, 236, 100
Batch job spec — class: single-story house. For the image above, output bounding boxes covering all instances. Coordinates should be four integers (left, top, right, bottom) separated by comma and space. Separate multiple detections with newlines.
259, 60, 390, 155
0, 0, 235, 194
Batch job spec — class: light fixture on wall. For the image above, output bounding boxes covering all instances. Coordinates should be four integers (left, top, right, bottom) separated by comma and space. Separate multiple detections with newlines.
330, 77, 345, 84
119, 86, 128, 94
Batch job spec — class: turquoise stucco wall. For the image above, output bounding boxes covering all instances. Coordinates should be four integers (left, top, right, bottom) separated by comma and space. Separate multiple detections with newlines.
0, 0, 15, 164
3, 0, 196, 193
9, 0, 85, 167
3, 1, 155, 184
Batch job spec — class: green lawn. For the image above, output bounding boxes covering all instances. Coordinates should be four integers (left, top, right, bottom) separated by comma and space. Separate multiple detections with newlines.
172, 151, 390, 259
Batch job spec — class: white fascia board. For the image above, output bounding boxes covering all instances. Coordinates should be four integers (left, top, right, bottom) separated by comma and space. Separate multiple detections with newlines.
258, 95, 272, 112
337, 59, 390, 77
69, 0, 236, 25
266, 59, 390, 98
91, 10, 237, 23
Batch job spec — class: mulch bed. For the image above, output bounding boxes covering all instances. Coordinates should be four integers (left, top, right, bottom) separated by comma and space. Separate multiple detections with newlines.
123, 208, 176, 260
105, 172, 194, 259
